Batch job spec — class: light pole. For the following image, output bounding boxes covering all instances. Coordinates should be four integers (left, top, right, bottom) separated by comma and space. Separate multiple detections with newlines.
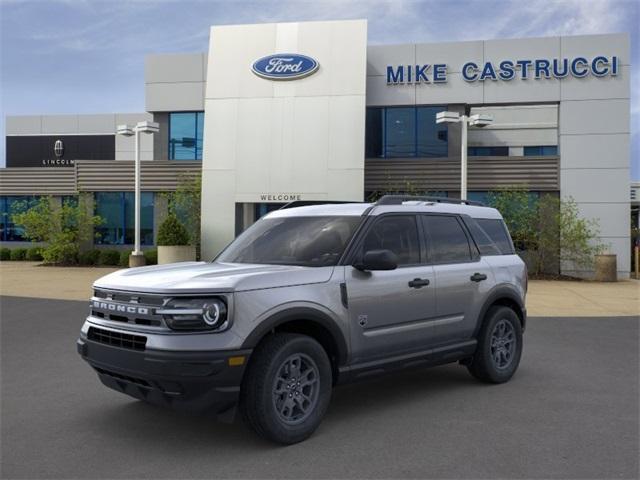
436, 111, 493, 200
116, 121, 159, 267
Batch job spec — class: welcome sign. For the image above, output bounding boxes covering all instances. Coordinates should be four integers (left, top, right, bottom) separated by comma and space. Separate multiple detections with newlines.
386, 55, 620, 84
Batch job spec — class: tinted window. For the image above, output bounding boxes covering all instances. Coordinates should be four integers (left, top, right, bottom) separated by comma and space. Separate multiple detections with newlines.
468, 146, 509, 156
95, 192, 154, 245
218, 216, 361, 267
361, 216, 420, 265
476, 219, 514, 254
524, 145, 558, 156
385, 108, 415, 157
423, 215, 472, 263
365, 108, 383, 158
464, 218, 502, 256
364, 106, 448, 159
169, 112, 204, 160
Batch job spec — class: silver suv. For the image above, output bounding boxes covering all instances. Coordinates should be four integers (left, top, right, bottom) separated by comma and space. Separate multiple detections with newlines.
78, 195, 527, 444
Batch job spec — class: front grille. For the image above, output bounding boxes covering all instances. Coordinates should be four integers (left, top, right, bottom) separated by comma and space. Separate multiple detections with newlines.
88, 326, 147, 351
90, 289, 166, 328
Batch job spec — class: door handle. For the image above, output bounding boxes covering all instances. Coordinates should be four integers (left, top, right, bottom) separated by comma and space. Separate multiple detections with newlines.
470, 272, 487, 282
408, 278, 430, 288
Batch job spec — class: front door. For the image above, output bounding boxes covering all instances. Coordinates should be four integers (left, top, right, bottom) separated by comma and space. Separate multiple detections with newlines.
345, 214, 437, 363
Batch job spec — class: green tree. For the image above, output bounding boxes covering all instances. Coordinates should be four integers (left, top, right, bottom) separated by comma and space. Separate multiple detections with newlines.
164, 173, 201, 247
11, 197, 103, 265
487, 188, 604, 277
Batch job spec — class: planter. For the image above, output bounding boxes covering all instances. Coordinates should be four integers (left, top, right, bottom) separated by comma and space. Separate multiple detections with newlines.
594, 254, 617, 282
158, 245, 196, 265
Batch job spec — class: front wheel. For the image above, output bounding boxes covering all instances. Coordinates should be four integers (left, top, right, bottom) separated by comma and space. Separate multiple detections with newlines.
467, 306, 523, 383
240, 333, 332, 444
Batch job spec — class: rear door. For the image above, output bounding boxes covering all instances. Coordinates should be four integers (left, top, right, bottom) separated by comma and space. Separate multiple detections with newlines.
345, 214, 437, 363
421, 214, 493, 344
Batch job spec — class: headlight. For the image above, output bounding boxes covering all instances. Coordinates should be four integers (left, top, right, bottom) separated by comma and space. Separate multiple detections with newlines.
158, 297, 229, 331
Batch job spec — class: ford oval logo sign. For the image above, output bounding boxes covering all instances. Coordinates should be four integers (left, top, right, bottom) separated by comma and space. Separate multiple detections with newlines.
252, 54, 319, 80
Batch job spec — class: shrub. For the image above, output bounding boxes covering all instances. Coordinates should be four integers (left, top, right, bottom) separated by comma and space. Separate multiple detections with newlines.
26, 247, 43, 261
11, 195, 103, 265
0, 248, 10, 261
79, 249, 101, 266
98, 250, 120, 266
10, 248, 27, 261
144, 249, 158, 265
119, 250, 130, 267
157, 214, 190, 246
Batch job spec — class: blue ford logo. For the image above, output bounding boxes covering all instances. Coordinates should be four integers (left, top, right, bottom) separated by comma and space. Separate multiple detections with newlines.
252, 54, 319, 80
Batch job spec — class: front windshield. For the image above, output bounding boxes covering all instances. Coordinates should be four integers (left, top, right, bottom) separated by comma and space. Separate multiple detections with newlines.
217, 216, 362, 267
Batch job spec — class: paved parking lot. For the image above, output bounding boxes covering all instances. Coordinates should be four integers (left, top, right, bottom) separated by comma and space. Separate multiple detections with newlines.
1, 296, 638, 479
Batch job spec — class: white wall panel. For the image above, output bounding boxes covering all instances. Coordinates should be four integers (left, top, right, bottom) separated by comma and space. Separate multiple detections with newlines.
415, 73, 483, 104
560, 134, 629, 169
201, 20, 367, 258
415, 41, 483, 73
561, 65, 630, 101
560, 99, 629, 135
560, 168, 629, 203
366, 44, 415, 77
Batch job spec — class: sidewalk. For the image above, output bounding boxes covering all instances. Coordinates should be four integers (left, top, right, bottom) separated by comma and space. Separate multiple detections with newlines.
0, 261, 638, 317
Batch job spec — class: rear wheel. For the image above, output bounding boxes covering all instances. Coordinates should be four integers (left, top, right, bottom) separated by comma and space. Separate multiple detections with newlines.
467, 306, 523, 383
240, 333, 332, 444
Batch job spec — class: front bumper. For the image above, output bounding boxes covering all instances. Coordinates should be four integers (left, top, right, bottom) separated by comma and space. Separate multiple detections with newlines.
77, 334, 251, 417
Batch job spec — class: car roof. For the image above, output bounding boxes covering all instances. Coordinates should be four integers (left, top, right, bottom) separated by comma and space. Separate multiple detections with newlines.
265, 201, 503, 220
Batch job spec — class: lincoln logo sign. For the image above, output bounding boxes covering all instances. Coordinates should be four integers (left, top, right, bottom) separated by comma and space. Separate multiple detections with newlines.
386, 55, 620, 84
54, 139, 64, 158
252, 54, 319, 80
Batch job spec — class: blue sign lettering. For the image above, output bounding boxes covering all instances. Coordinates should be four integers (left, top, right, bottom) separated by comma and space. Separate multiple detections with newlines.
252, 54, 319, 80
386, 55, 620, 85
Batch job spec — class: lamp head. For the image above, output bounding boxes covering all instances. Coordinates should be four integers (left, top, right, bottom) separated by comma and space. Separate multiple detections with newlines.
469, 114, 493, 127
436, 111, 461, 124
136, 121, 160, 134
116, 124, 134, 137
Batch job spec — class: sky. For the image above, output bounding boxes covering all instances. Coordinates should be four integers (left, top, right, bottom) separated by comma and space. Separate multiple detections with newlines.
1, 0, 638, 178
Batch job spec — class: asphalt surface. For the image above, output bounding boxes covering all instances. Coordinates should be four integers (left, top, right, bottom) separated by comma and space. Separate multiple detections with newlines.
1, 296, 638, 479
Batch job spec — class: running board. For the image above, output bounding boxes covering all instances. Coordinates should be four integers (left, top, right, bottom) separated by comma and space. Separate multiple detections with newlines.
337, 339, 477, 384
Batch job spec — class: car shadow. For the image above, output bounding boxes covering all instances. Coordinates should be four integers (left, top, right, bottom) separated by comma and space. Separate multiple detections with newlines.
80, 363, 482, 450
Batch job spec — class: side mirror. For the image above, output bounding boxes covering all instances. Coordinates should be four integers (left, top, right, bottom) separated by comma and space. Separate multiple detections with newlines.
354, 249, 398, 271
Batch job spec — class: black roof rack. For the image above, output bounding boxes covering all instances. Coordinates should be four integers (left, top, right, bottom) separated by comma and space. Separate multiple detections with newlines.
375, 195, 484, 207
279, 200, 364, 210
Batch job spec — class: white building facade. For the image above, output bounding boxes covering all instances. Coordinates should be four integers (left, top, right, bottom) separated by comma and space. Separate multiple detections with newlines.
1, 20, 632, 278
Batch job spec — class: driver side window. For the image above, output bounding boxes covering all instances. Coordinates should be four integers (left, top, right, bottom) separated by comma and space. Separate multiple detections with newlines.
361, 215, 420, 266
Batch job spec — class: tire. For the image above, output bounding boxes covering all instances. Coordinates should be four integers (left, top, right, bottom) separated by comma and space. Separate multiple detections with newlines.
240, 333, 332, 444
467, 306, 523, 384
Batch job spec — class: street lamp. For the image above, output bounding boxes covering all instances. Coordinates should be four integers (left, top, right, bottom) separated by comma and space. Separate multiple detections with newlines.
436, 111, 493, 200
116, 121, 159, 267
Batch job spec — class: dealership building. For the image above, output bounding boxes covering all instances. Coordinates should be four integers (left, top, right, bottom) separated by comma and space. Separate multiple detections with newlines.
0, 20, 632, 277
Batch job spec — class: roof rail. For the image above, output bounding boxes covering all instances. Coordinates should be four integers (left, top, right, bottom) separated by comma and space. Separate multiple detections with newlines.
279, 200, 363, 210
375, 195, 484, 207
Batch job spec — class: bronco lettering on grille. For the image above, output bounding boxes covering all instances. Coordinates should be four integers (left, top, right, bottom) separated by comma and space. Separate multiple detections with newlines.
91, 300, 149, 315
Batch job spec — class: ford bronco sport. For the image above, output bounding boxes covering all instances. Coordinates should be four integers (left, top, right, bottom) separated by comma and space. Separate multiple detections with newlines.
78, 195, 526, 444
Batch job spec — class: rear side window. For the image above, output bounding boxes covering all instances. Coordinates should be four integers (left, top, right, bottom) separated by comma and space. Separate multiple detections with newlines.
476, 219, 515, 254
464, 219, 502, 256
361, 215, 421, 265
422, 215, 472, 263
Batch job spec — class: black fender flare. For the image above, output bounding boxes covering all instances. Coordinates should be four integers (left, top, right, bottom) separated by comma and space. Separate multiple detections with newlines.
241, 307, 349, 366
474, 284, 527, 336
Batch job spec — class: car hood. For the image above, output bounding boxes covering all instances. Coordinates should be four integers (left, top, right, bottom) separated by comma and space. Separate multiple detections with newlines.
93, 261, 335, 294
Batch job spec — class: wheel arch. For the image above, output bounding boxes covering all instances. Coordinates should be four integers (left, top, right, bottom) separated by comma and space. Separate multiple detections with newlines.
474, 285, 526, 336
241, 307, 349, 382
